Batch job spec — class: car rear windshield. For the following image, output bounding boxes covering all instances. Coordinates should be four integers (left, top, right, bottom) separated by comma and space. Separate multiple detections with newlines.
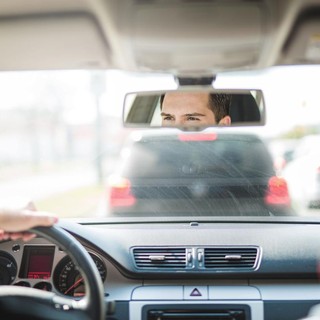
122, 135, 274, 180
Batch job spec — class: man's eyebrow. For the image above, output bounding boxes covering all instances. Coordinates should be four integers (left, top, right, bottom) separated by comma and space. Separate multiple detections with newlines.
160, 112, 206, 117
184, 113, 205, 117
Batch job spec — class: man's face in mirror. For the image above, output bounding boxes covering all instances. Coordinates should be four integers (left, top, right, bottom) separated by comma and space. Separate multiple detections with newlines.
161, 92, 231, 127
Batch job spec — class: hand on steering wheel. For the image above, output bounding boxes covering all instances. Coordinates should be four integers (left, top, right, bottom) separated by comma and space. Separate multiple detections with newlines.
0, 226, 105, 320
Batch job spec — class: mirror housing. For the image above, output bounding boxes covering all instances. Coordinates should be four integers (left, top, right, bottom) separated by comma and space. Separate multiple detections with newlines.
123, 89, 265, 131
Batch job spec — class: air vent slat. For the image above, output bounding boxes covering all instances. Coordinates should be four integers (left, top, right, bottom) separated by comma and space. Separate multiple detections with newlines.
204, 247, 258, 269
205, 260, 256, 263
133, 247, 187, 269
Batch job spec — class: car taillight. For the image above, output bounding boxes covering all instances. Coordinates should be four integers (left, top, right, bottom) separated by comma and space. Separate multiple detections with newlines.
108, 176, 136, 207
264, 176, 290, 207
178, 133, 217, 141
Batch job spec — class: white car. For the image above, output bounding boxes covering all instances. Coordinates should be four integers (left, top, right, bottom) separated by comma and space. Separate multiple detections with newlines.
284, 151, 320, 214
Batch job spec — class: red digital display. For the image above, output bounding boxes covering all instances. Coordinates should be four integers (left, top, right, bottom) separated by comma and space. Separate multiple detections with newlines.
19, 246, 55, 280
27, 253, 54, 279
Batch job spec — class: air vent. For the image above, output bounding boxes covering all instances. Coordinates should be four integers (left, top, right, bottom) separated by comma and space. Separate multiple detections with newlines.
204, 247, 258, 269
133, 247, 186, 269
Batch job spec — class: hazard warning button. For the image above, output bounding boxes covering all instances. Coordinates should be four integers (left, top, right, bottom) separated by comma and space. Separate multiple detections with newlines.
184, 286, 208, 300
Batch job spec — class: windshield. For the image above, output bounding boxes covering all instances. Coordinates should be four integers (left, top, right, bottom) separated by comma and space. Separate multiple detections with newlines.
1, 66, 320, 220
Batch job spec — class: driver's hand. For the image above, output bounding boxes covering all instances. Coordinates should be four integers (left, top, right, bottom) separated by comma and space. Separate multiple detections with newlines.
0, 201, 58, 241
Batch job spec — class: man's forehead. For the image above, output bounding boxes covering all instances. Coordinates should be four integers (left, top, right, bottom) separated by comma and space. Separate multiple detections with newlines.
163, 92, 210, 107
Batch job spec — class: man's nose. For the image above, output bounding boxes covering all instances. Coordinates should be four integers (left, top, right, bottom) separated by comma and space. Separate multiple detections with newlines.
174, 118, 184, 126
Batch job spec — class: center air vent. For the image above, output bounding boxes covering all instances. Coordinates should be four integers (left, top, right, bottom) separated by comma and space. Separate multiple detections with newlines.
133, 247, 186, 269
204, 247, 259, 269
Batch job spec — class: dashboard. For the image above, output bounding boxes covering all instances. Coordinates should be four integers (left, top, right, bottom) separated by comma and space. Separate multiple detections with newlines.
1, 219, 320, 320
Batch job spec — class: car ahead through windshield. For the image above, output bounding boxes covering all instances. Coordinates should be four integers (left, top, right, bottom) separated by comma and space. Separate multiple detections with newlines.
107, 131, 292, 217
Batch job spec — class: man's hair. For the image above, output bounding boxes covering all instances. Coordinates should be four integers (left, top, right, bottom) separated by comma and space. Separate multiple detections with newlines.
208, 93, 231, 123
160, 93, 231, 123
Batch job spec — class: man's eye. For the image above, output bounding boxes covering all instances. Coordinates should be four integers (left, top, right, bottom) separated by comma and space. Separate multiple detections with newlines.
187, 116, 200, 121
163, 116, 174, 121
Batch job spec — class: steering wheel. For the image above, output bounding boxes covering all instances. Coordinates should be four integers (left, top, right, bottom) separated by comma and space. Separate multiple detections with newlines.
0, 226, 105, 320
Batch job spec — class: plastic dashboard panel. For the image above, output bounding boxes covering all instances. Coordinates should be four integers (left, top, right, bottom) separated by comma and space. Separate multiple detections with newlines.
1, 220, 320, 320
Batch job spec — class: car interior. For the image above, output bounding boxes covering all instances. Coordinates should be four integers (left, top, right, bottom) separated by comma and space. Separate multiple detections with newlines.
1, 1, 320, 320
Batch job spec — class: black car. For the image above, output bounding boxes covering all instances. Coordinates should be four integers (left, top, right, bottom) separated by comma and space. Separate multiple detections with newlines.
107, 131, 291, 216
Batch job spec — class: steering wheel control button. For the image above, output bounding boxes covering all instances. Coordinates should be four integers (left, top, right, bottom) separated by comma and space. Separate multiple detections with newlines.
53, 296, 74, 311
62, 304, 70, 311
184, 286, 208, 300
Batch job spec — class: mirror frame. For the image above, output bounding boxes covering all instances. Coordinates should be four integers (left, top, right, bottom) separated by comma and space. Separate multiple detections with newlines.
123, 89, 266, 130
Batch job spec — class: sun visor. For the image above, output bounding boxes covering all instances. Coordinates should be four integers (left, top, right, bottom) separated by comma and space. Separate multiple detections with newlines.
0, 13, 111, 70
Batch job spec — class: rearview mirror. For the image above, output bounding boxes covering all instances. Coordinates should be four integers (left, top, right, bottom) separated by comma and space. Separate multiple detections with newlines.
123, 89, 265, 130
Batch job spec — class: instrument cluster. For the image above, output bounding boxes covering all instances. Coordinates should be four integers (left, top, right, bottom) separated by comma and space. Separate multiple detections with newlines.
0, 238, 107, 297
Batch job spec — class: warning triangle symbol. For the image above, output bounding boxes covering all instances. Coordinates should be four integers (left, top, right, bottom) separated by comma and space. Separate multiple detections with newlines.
190, 288, 202, 296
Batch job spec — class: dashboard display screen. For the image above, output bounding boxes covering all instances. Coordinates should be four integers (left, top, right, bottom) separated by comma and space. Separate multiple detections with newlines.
19, 246, 55, 279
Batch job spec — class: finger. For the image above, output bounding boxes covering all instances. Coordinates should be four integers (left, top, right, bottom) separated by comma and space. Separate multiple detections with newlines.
0, 230, 6, 241
8, 232, 24, 241
0, 231, 36, 242
0, 232, 11, 241
21, 233, 36, 242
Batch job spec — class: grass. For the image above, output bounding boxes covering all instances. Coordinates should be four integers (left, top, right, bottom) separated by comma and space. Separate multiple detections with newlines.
35, 184, 105, 218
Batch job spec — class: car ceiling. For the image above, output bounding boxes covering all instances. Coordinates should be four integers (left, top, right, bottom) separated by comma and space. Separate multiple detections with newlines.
0, 0, 319, 75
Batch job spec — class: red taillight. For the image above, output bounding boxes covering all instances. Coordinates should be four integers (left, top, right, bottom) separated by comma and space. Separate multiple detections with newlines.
265, 176, 290, 207
108, 176, 136, 207
178, 133, 217, 141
